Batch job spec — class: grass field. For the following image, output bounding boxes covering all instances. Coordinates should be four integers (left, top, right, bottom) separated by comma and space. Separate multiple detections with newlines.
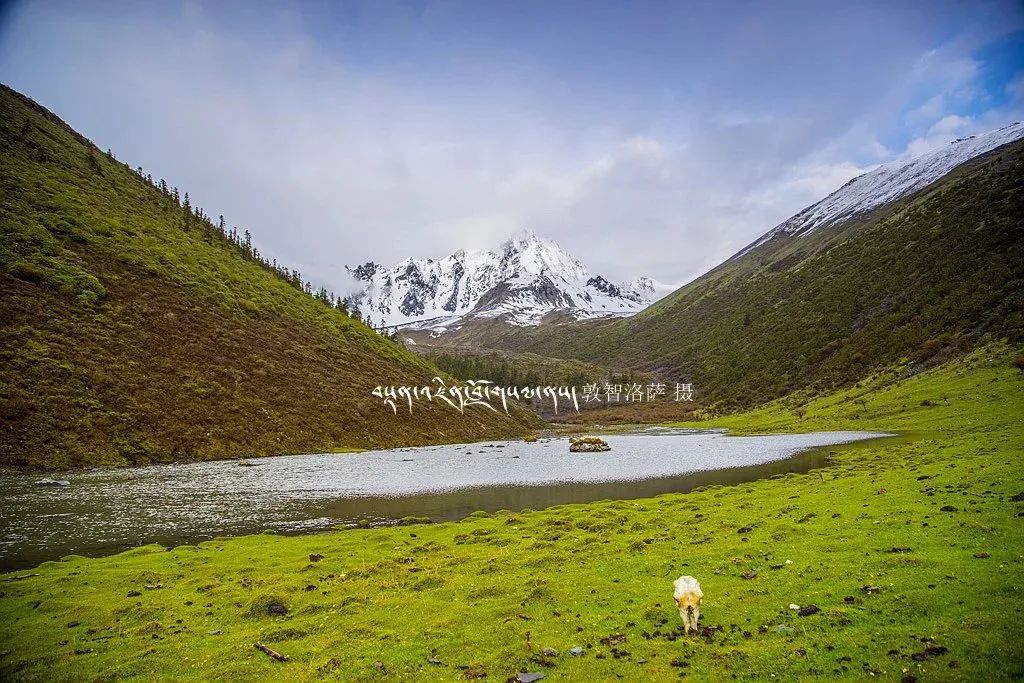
1, 346, 1021, 681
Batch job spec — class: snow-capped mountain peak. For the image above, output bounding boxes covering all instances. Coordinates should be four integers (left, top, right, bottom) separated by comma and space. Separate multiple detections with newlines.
495, 229, 587, 279
345, 231, 665, 329
743, 121, 1024, 254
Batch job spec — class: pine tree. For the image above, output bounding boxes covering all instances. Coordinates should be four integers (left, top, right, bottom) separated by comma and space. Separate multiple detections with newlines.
87, 150, 103, 174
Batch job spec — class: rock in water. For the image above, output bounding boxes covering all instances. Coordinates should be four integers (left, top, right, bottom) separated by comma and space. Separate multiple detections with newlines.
33, 478, 70, 487
569, 436, 610, 452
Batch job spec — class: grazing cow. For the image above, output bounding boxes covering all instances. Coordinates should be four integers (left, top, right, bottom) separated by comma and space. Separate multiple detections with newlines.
673, 575, 703, 633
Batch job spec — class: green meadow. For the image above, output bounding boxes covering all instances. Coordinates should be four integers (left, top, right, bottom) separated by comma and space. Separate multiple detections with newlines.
1, 346, 1022, 681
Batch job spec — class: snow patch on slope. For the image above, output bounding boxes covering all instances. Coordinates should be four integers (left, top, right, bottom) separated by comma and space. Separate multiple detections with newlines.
742, 121, 1024, 254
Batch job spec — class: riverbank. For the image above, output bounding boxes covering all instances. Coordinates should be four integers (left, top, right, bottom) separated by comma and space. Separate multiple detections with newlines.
0, 429, 884, 571
1, 347, 1021, 680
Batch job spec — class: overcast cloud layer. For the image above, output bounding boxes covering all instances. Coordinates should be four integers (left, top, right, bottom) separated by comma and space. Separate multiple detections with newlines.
1, 1, 1022, 292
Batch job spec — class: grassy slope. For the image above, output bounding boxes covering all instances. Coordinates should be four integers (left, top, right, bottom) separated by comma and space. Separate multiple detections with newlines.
436, 141, 1024, 410
1, 347, 1021, 681
0, 85, 535, 469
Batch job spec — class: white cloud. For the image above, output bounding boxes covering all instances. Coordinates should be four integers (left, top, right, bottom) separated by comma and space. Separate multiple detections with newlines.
1007, 74, 1024, 103
929, 114, 973, 135
905, 94, 946, 126
1, 0, 1022, 289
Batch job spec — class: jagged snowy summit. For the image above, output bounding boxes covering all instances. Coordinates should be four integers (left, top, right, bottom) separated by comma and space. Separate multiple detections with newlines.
345, 230, 670, 329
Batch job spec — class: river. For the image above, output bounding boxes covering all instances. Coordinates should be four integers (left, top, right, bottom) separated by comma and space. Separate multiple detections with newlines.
0, 428, 889, 570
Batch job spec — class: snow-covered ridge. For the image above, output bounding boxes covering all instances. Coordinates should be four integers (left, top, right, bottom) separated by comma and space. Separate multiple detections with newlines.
345, 230, 670, 328
743, 121, 1024, 254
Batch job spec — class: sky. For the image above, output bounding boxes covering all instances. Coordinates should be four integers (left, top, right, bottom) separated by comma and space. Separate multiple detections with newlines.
1, 1, 1022, 293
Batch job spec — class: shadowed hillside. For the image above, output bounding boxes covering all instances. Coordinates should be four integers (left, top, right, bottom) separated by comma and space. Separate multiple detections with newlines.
0, 85, 537, 469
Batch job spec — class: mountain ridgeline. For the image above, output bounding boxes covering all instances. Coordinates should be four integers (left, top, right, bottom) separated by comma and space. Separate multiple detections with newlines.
0, 85, 536, 469
345, 231, 668, 330
434, 132, 1024, 408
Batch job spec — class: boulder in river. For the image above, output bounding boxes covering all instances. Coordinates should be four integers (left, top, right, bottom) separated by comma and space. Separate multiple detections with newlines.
33, 478, 70, 487
569, 436, 610, 453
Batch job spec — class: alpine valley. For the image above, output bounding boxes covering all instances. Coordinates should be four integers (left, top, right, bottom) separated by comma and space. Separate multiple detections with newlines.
3, 35, 1024, 682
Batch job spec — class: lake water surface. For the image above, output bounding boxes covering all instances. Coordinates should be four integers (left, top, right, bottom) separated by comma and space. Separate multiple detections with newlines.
0, 428, 887, 571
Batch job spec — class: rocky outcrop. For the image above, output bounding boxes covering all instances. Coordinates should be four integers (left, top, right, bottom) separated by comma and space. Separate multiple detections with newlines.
569, 436, 610, 452
33, 478, 70, 487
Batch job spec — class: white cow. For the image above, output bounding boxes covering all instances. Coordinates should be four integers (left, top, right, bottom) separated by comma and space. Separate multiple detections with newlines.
673, 575, 703, 633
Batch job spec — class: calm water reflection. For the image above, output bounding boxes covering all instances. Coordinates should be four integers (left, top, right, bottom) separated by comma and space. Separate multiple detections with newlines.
0, 428, 887, 570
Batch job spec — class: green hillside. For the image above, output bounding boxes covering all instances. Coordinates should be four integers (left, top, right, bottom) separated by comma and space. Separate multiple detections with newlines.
439, 140, 1024, 409
0, 85, 535, 470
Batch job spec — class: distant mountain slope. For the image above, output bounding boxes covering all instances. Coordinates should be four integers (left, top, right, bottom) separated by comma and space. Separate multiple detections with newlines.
0, 85, 536, 469
439, 132, 1024, 408
346, 230, 669, 329
740, 121, 1024, 252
